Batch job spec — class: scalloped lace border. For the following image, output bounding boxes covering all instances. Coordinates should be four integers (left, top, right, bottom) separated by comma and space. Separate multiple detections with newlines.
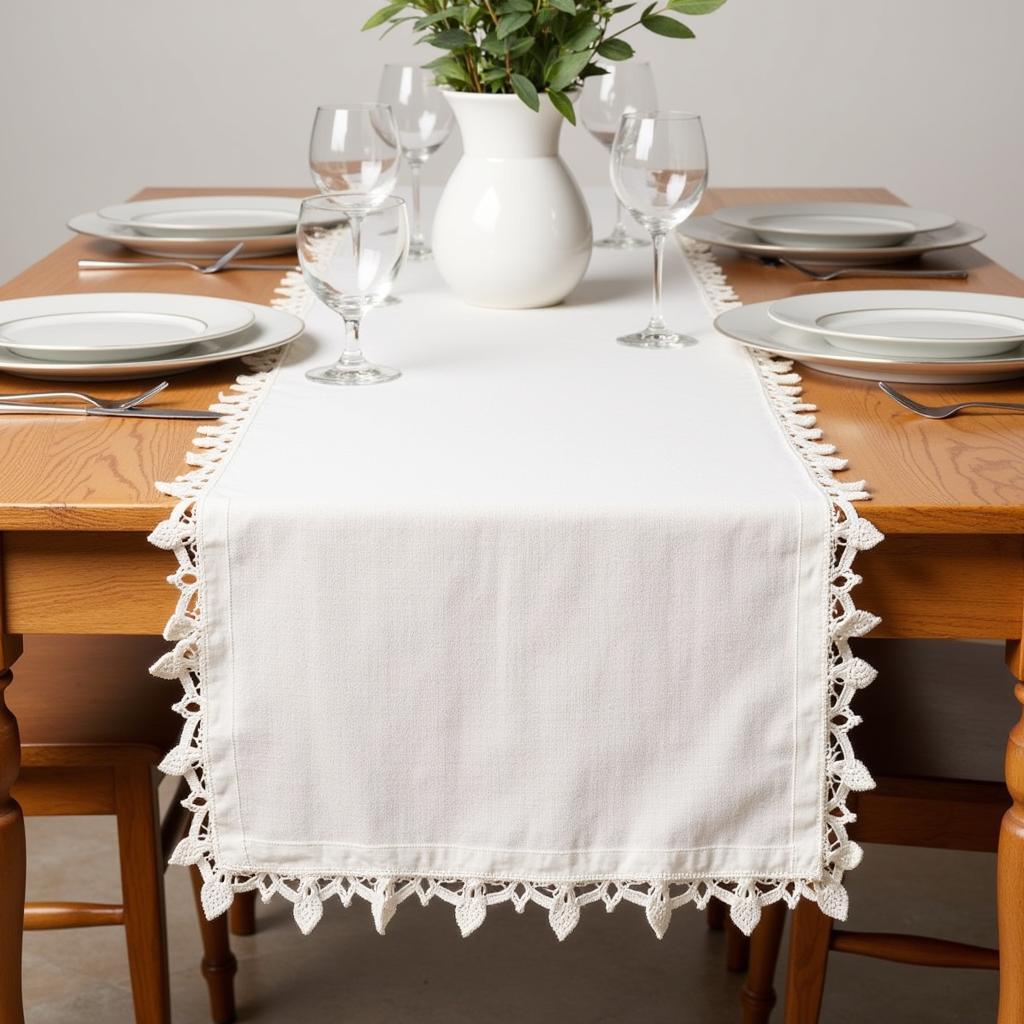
149, 242, 882, 941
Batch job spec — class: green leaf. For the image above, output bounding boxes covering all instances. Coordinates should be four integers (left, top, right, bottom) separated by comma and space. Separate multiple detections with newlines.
579, 63, 609, 78
668, 0, 726, 12
549, 0, 577, 12
597, 38, 634, 60
428, 27, 477, 47
413, 6, 471, 29
361, 2, 408, 31
499, 0, 534, 11
608, 3, 635, 12
641, 13, 694, 37
546, 49, 591, 90
497, 12, 531, 38
547, 89, 576, 124
481, 31, 508, 55
508, 34, 536, 56
564, 23, 601, 51
510, 73, 541, 111
480, 66, 509, 82
423, 55, 473, 83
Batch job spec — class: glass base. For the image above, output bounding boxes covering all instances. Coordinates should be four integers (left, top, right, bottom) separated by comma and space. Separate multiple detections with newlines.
595, 229, 649, 250
617, 330, 698, 350
378, 294, 401, 307
306, 361, 401, 386
408, 240, 433, 261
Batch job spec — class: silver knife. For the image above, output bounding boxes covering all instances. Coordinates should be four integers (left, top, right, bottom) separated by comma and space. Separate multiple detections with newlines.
0, 402, 221, 420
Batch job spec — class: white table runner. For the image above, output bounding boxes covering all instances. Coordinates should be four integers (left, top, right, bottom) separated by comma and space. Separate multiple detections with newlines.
151, 194, 881, 940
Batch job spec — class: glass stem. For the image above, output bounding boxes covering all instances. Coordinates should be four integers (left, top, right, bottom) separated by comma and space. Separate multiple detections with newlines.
350, 212, 363, 271
339, 317, 364, 367
648, 229, 668, 333
410, 162, 425, 248
613, 197, 628, 238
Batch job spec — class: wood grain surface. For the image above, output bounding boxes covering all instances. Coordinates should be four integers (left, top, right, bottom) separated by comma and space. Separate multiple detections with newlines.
0, 187, 1021, 534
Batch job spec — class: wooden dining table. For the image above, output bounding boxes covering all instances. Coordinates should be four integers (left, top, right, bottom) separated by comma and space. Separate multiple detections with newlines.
0, 185, 1022, 1022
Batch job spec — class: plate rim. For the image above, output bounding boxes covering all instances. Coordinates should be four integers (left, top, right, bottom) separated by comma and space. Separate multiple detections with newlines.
714, 300, 1024, 370
97, 195, 301, 235
680, 215, 986, 262
0, 293, 258, 362
0, 300, 303, 377
767, 290, 1024, 347
713, 201, 956, 240
67, 211, 298, 250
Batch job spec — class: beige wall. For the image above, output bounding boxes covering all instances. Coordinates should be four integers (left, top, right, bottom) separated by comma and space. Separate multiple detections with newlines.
1, 0, 1022, 282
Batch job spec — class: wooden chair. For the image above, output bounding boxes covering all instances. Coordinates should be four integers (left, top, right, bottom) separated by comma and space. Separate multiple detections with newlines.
734, 639, 1014, 1023
9, 635, 239, 1024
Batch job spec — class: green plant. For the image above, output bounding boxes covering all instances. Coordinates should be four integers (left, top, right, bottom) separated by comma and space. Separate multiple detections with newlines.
362, 0, 727, 124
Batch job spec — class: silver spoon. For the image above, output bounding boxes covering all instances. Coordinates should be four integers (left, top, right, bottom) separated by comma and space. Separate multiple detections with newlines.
0, 381, 169, 411
879, 382, 1024, 419
78, 243, 247, 275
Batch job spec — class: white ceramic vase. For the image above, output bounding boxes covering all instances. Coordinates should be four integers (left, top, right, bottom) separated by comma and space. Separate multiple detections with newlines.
432, 92, 592, 310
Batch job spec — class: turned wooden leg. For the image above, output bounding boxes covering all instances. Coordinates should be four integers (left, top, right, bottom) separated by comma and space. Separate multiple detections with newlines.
229, 890, 257, 937
190, 867, 238, 1024
115, 766, 171, 1024
783, 898, 833, 1024
998, 649, 1024, 1024
0, 638, 25, 1024
727, 916, 751, 972
707, 898, 727, 931
741, 901, 788, 1024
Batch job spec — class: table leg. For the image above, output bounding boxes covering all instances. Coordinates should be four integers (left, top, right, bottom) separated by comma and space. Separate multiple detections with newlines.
998, 645, 1024, 1024
0, 637, 25, 1024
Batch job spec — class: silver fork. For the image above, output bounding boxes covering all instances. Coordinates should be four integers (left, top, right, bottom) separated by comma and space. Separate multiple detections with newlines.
77, 243, 247, 274
879, 382, 1024, 419
0, 381, 169, 411
753, 254, 968, 281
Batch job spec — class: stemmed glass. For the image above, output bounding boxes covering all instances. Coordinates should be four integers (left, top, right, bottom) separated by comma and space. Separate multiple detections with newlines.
611, 111, 708, 348
580, 62, 657, 249
378, 65, 454, 260
298, 194, 409, 386
308, 103, 400, 200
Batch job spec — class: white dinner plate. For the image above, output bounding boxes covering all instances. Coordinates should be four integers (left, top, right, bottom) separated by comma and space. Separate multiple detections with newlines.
97, 196, 301, 238
681, 216, 985, 266
713, 202, 955, 248
0, 293, 255, 363
714, 302, 1024, 384
68, 212, 298, 259
768, 291, 1024, 360
0, 302, 303, 381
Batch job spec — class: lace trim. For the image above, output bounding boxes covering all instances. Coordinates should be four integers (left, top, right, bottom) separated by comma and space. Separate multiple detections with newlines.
149, 252, 881, 942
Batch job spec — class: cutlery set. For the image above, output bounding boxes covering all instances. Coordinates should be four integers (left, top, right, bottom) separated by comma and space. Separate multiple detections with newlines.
0, 382, 219, 419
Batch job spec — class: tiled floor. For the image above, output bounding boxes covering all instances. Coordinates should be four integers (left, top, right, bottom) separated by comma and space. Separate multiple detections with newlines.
23, 789, 998, 1023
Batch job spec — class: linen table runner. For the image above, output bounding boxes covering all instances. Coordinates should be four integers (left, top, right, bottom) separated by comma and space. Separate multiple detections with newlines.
151, 202, 881, 940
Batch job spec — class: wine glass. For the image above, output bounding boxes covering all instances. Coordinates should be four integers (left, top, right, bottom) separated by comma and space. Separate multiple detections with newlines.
378, 65, 454, 260
580, 62, 657, 250
298, 194, 409, 386
611, 111, 708, 348
308, 104, 400, 202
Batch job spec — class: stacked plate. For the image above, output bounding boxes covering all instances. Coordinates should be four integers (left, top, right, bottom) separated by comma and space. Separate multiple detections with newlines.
68, 196, 301, 259
715, 291, 1024, 384
0, 292, 303, 381
683, 201, 985, 266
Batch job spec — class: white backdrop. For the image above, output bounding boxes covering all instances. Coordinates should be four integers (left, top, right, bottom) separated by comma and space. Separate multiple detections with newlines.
1, 0, 1022, 281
